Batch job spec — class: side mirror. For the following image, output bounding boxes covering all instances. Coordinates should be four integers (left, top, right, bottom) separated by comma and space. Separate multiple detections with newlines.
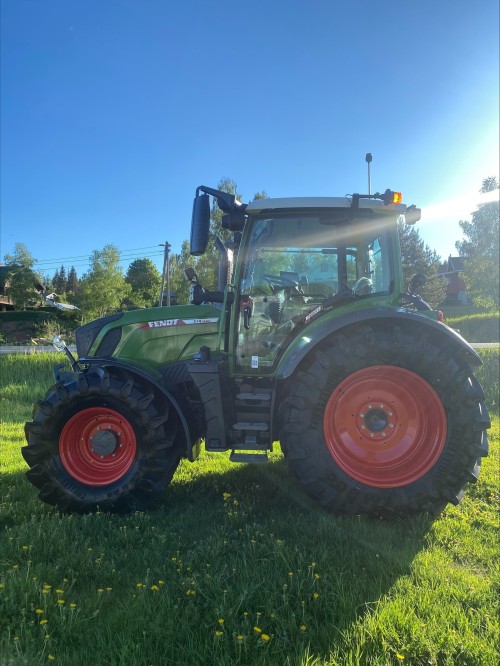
183, 267, 198, 283
405, 205, 421, 225
408, 273, 426, 294
190, 193, 211, 256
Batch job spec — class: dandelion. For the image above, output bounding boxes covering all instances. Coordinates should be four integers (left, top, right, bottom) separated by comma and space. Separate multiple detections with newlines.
311, 562, 316, 568
300, 624, 307, 632
261, 634, 270, 641
35, 609, 44, 615
21, 545, 29, 550
158, 580, 165, 585
42, 590, 50, 595
243, 612, 248, 617
48, 655, 55, 660
288, 572, 293, 577
313, 592, 320, 599
43, 585, 52, 590
218, 618, 224, 625
136, 583, 143, 588
57, 600, 65, 605
14, 636, 19, 641
396, 655, 405, 661
97, 589, 104, 593
40, 619, 48, 625
215, 630, 223, 637
223, 492, 231, 500
253, 626, 262, 633
69, 603, 77, 609
106, 587, 112, 592
314, 573, 320, 580
55, 589, 64, 594
237, 635, 243, 641
151, 585, 159, 591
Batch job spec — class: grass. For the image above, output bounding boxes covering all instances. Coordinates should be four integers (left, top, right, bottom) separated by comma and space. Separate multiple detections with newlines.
0, 354, 499, 665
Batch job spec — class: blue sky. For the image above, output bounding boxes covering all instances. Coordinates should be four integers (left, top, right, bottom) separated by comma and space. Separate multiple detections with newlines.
1, 0, 498, 280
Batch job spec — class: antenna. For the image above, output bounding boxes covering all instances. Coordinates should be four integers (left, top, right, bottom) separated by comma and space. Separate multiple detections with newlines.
365, 153, 372, 195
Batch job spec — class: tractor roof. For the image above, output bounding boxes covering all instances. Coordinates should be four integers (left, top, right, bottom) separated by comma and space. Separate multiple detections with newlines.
246, 197, 407, 215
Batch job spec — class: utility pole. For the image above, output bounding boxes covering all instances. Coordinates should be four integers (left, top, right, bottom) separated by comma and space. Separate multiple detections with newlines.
158, 241, 171, 307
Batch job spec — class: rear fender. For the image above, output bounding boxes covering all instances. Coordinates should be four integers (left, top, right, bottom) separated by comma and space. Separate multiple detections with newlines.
73, 358, 198, 461
276, 307, 482, 380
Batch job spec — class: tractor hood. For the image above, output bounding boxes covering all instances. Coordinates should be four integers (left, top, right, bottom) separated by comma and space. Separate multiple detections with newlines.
76, 304, 222, 369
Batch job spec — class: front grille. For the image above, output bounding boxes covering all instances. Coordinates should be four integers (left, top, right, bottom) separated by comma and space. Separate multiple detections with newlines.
75, 313, 123, 357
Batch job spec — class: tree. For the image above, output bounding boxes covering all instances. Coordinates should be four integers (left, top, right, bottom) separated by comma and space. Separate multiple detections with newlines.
53, 265, 67, 294
124, 258, 161, 309
3, 243, 41, 309
66, 266, 79, 295
75, 244, 131, 320
398, 221, 447, 307
455, 177, 499, 309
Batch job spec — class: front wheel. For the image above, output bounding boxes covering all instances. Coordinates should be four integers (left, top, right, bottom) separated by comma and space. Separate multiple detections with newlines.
279, 324, 490, 517
23, 368, 183, 513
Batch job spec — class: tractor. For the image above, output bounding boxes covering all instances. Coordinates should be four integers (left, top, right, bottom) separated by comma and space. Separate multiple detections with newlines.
23, 185, 490, 516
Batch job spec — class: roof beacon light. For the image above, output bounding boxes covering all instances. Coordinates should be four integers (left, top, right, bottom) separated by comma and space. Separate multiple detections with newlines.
383, 189, 403, 205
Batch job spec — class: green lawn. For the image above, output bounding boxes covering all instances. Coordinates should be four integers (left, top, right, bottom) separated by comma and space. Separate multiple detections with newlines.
1, 354, 498, 666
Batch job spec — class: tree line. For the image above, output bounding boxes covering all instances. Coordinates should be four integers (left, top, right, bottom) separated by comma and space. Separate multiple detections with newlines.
2, 177, 498, 321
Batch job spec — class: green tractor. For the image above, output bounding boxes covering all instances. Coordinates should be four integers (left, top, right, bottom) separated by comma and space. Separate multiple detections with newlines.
23, 186, 490, 516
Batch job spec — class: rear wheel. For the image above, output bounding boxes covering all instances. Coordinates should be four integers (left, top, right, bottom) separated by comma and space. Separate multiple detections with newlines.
23, 368, 182, 513
279, 323, 490, 517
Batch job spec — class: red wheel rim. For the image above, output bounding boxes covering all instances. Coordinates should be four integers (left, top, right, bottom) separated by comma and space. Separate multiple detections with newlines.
59, 407, 137, 486
323, 366, 447, 488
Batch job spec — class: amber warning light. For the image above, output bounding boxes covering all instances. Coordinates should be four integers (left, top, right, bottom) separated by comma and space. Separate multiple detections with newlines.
382, 189, 403, 205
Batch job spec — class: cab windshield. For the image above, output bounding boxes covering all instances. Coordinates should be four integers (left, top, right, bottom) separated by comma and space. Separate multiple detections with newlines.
235, 211, 394, 371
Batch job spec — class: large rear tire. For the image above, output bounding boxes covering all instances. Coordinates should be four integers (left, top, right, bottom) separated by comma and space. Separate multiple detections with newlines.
279, 323, 490, 517
22, 368, 182, 513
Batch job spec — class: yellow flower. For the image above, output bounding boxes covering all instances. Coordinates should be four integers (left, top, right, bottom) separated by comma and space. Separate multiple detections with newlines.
236, 635, 243, 641
22, 545, 29, 550
300, 624, 307, 632
151, 585, 159, 591
97, 589, 104, 593
136, 583, 143, 588
106, 587, 112, 592
311, 562, 316, 568
43, 584, 52, 590
218, 618, 224, 625
313, 592, 320, 599
57, 599, 65, 605
42, 590, 49, 594
223, 492, 231, 500
40, 619, 48, 625
35, 609, 44, 615
215, 630, 223, 637
55, 589, 64, 594
314, 573, 320, 580
158, 580, 165, 585
396, 655, 405, 661
69, 603, 77, 608
48, 655, 55, 660
253, 626, 262, 633
261, 634, 270, 641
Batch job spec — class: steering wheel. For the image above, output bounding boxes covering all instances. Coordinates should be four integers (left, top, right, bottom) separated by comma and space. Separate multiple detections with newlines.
263, 274, 299, 290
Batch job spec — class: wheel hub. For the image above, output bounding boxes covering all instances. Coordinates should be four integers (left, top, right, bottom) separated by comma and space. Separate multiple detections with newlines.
91, 429, 119, 457
356, 403, 395, 441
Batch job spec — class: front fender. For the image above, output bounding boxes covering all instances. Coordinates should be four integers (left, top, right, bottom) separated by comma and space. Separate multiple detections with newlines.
74, 358, 198, 461
276, 307, 482, 380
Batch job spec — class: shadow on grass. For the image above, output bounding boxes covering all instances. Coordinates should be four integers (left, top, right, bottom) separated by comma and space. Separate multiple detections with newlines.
1, 456, 435, 665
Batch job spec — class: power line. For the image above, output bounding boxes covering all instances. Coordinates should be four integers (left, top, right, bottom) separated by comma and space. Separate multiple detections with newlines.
33, 245, 165, 266
37, 252, 165, 275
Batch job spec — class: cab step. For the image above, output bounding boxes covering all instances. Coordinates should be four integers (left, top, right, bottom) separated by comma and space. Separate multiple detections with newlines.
230, 451, 269, 464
